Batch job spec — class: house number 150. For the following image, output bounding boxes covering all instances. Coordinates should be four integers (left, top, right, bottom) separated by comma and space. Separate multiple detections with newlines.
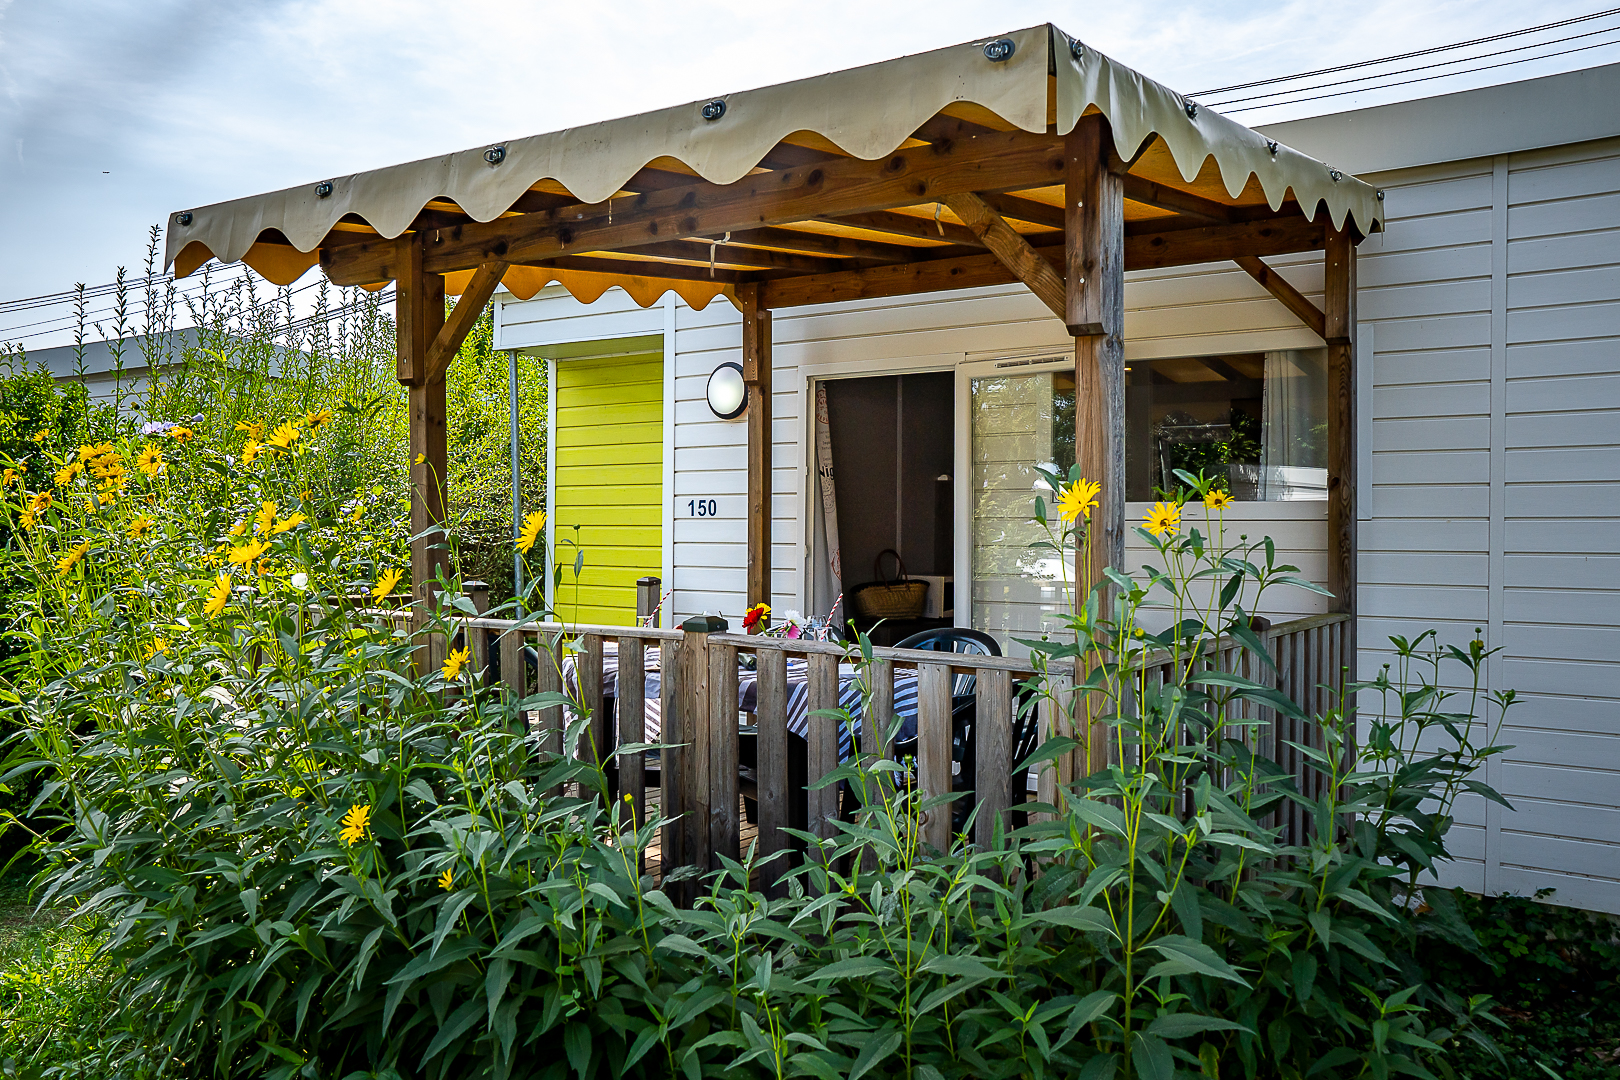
687, 499, 719, 517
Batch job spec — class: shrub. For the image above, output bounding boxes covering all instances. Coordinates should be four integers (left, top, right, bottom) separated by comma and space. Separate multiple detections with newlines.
0, 443, 1514, 1078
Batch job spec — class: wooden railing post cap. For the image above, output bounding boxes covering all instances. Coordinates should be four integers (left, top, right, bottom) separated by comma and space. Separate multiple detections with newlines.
681, 614, 730, 633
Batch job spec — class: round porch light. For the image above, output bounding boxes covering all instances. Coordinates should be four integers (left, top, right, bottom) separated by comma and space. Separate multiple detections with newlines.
706, 362, 747, 420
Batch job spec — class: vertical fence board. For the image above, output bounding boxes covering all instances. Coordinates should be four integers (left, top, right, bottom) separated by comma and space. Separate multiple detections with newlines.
620, 637, 646, 832
974, 668, 1013, 849
806, 653, 840, 842
660, 638, 683, 876
1035, 671, 1072, 822
917, 662, 953, 851
757, 649, 790, 893
580, 635, 606, 770
867, 659, 895, 760
710, 644, 740, 868
534, 636, 563, 798
682, 628, 713, 881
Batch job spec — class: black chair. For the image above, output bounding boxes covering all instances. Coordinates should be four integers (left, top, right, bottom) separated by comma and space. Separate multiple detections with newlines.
886, 628, 1039, 836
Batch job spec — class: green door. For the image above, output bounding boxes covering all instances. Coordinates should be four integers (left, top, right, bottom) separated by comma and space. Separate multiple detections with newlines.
552, 351, 663, 626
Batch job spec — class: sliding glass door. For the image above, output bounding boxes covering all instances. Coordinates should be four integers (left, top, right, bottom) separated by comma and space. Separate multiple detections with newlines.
957, 356, 1075, 653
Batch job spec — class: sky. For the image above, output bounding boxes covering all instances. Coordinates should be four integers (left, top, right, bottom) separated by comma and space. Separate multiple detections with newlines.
1, 0, 1615, 344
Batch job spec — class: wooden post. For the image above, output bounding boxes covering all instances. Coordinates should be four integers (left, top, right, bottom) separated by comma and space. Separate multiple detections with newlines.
710, 642, 740, 867
679, 615, 723, 884
739, 283, 773, 613
1323, 226, 1357, 618
396, 234, 449, 671
1064, 116, 1127, 598
1325, 224, 1359, 750
1066, 117, 1126, 784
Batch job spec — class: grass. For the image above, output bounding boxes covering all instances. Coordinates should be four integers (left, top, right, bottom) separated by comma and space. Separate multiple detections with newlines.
0, 859, 141, 1079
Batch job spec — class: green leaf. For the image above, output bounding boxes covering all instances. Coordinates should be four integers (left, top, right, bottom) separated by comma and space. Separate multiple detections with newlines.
564, 1020, 592, 1078
848, 1029, 903, 1080
419, 998, 484, 1065
1131, 1032, 1174, 1080
918, 953, 1002, 981
802, 956, 893, 981
1145, 1012, 1253, 1038
1078, 1053, 1119, 1080
1033, 906, 1118, 938
1143, 935, 1249, 986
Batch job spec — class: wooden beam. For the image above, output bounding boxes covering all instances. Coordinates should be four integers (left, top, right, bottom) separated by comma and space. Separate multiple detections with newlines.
520, 255, 745, 285
1234, 255, 1326, 339
1323, 227, 1357, 618
756, 214, 1323, 308
942, 192, 1065, 318
1121, 176, 1234, 223
320, 129, 1065, 285
817, 209, 984, 249
1066, 116, 1126, 603
740, 283, 772, 612
728, 226, 914, 264
979, 192, 1064, 230
425, 260, 508, 383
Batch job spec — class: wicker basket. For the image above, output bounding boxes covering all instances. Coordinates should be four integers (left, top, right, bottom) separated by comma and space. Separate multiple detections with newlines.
849, 549, 929, 620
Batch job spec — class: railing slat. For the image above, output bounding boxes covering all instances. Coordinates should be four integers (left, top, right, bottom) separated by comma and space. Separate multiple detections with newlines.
620, 636, 646, 833
681, 625, 713, 878
806, 653, 840, 842
867, 658, 895, 760
974, 667, 1012, 849
534, 635, 564, 798
659, 638, 683, 875
580, 635, 605, 770
710, 643, 740, 867
917, 662, 953, 851
756, 649, 790, 892
1035, 671, 1071, 822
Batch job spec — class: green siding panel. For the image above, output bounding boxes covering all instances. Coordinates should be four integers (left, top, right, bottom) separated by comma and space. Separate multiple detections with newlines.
553, 351, 663, 626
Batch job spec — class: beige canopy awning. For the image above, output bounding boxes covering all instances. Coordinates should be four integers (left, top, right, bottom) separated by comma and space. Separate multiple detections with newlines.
165, 23, 1381, 311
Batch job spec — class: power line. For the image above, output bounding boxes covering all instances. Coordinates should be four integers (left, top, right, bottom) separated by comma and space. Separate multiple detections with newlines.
1215, 34, 1620, 113
1205, 21, 1620, 108
1192, 6, 1620, 96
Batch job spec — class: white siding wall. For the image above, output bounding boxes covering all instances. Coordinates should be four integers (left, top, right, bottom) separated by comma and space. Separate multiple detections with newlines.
1356, 137, 1620, 913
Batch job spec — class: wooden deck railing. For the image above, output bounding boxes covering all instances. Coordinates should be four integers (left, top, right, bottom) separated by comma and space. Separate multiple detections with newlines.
453, 608, 1353, 887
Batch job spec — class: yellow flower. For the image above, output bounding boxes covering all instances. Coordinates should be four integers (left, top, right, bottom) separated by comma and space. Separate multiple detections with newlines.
372, 568, 404, 601
55, 461, 82, 486
145, 639, 168, 659
272, 512, 306, 535
1204, 489, 1233, 511
204, 573, 232, 618
2, 468, 16, 487
31, 430, 47, 443
253, 502, 277, 536
240, 440, 261, 465
414, 453, 425, 465
304, 408, 332, 430
1056, 478, 1101, 525
349, 504, 366, 523
168, 427, 193, 443
516, 509, 546, 553
338, 804, 371, 846
442, 646, 470, 682
235, 420, 264, 440
1142, 501, 1182, 539
19, 509, 36, 530
265, 422, 300, 451
300, 489, 312, 501
227, 539, 269, 568
227, 519, 248, 538
437, 869, 454, 891
136, 445, 164, 477
127, 516, 154, 538
28, 490, 51, 514
55, 541, 90, 573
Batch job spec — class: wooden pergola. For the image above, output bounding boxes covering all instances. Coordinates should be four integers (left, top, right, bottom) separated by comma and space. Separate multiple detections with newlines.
166, 24, 1378, 632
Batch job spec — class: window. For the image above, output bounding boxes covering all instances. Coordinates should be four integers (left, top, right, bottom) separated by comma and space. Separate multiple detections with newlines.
1125, 349, 1327, 501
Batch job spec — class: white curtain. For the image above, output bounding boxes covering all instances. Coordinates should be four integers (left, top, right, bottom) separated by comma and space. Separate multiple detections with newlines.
1260, 350, 1328, 501
813, 384, 844, 620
